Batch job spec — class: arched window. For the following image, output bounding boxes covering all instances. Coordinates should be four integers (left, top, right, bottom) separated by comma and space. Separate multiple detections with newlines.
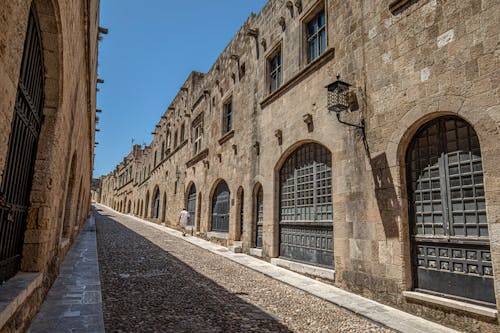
153, 188, 160, 218
406, 116, 494, 305
254, 184, 264, 249
279, 143, 333, 267
211, 181, 230, 232
187, 184, 196, 227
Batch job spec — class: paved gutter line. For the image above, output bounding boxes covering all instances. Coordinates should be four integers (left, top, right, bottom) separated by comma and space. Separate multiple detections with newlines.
96, 204, 461, 333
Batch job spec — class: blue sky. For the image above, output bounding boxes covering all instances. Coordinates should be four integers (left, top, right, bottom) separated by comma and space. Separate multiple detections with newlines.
94, 0, 268, 177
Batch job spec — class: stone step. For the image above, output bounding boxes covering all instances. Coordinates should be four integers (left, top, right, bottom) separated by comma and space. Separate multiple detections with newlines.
228, 241, 243, 253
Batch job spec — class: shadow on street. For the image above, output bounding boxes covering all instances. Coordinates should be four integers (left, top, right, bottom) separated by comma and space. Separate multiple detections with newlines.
93, 208, 292, 333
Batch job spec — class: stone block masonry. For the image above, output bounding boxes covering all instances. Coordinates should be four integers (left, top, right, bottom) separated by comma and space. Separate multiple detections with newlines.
98, 1, 500, 332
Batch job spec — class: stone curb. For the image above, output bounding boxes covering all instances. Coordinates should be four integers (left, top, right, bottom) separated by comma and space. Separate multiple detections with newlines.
96, 203, 461, 333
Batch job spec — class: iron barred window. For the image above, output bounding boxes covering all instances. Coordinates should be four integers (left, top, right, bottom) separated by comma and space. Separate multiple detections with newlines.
407, 116, 494, 305
269, 50, 282, 93
280, 143, 332, 222
306, 10, 326, 63
0, 8, 44, 282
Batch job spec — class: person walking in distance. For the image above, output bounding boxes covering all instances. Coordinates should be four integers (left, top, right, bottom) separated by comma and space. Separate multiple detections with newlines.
179, 208, 190, 236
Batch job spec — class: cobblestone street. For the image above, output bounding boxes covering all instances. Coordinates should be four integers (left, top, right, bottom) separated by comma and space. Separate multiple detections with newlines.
94, 205, 392, 333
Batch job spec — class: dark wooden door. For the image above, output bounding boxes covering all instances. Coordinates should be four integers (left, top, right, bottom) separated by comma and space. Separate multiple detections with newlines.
407, 117, 494, 306
212, 182, 230, 232
187, 185, 196, 227
279, 143, 333, 268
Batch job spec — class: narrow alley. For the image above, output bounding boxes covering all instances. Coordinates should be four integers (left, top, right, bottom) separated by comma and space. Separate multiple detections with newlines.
93, 205, 391, 333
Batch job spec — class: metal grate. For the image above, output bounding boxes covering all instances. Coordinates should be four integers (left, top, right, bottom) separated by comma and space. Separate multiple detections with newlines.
187, 185, 196, 227
407, 117, 494, 305
279, 143, 333, 267
211, 181, 230, 232
255, 186, 263, 249
1, 8, 44, 283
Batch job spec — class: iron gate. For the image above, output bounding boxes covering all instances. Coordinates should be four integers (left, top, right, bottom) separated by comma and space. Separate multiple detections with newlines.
0, 9, 44, 283
153, 190, 160, 218
212, 181, 230, 232
407, 117, 494, 305
187, 185, 196, 227
279, 143, 333, 268
255, 186, 263, 248
239, 189, 244, 238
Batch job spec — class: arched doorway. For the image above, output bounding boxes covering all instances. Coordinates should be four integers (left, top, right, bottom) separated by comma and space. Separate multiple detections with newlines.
127, 200, 131, 214
211, 181, 230, 232
406, 116, 494, 305
153, 188, 160, 219
187, 184, 196, 227
0, 7, 45, 282
253, 184, 263, 248
279, 142, 333, 267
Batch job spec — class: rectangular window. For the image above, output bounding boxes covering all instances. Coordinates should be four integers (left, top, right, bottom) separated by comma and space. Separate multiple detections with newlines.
192, 114, 204, 155
269, 50, 282, 93
174, 130, 178, 147
193, 124, 203, 155
306, 10, 326, 63
223, 99, 232, 134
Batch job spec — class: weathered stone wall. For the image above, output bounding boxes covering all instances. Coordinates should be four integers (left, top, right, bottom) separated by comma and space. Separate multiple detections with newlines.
0, 0, 98, 331
98, 0, 499, 331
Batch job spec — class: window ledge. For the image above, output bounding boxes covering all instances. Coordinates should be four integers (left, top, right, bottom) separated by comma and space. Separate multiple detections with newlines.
218, 130, 235, 145
260, 47, 335, 109
207, 231, 229, 240
271, 257, 335, 281
403, 291, 498, 319
186, 148, 209, 168
249, 248, 263, 257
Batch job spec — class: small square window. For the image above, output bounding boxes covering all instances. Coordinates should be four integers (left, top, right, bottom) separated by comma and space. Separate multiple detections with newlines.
306, 10, 326, 63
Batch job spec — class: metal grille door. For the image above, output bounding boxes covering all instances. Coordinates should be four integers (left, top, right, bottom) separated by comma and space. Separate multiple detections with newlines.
407, 117, 494, 305
187, 185, 196, 227
0, 9, 44, 283
255, 186, 263, 249
211, 181, 230, 232
279, 143, 333, 267
153, 191, 160, 218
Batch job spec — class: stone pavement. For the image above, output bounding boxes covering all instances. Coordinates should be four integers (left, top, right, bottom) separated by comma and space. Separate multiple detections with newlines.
28, 216, 104, 333
94, 203, 461, 333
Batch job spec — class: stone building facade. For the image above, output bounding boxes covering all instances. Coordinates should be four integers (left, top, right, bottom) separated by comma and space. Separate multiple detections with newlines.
99, 0, 500, 331
0, 0, 99, 331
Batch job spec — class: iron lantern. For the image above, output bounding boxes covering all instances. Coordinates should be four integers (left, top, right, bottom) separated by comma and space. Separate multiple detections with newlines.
326, 75, 351, 113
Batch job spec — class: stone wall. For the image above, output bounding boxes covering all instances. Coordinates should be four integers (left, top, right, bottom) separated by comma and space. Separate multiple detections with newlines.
0, 0, 98, 331
98, 0, 500, 331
